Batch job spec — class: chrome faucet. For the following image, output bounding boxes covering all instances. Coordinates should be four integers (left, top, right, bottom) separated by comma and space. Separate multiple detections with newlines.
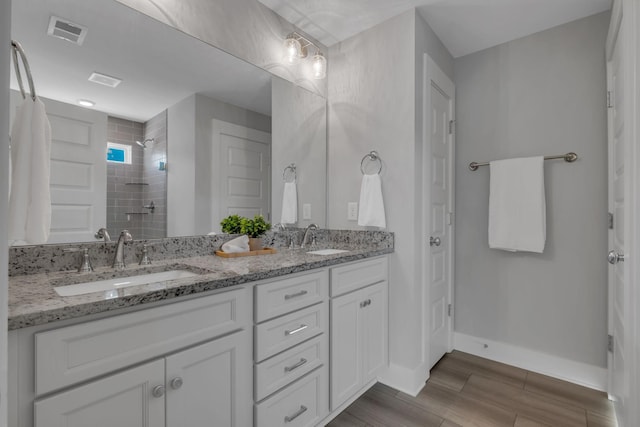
300, 224, 318, 249
95, 227, 111, 242
113, 230, 133, 270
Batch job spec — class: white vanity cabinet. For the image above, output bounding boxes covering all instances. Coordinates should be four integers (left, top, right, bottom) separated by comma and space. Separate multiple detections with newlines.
10, 287, 253, 427
329, 256, 389, 411
253, 270, 329, 427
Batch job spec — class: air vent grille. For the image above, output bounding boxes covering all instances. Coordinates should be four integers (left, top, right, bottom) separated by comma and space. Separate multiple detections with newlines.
88, 72, 122, 88
47, 16, 87, 45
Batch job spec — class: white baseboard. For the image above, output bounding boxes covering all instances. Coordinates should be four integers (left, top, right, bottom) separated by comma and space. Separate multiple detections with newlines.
377, 361, 430, 397
454, 332, 608, 391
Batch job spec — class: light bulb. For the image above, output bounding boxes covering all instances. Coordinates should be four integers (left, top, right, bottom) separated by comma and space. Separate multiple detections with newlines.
283, 36, 302, 65
311, 52, 326, 79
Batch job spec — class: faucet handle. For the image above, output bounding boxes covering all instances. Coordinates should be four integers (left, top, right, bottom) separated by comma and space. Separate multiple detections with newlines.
78, 248, 93, 273
95, 227, 111, 242
139, 244, 152, 265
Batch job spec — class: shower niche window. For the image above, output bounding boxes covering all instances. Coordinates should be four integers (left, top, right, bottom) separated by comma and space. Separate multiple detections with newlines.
106, 114, 167, 240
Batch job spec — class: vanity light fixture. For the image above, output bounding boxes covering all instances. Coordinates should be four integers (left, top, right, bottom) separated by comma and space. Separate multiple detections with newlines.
283, 32, 327, 79
77, 99, 95, 107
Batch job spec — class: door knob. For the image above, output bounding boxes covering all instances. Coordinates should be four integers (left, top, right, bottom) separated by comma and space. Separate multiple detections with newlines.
430, 236, 441, 247
608, 250, 624, 264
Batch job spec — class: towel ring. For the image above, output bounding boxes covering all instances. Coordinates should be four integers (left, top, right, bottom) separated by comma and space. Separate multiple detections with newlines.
360, 151, 382, 175
283, 163, 296, 182
11, 40, 36, 101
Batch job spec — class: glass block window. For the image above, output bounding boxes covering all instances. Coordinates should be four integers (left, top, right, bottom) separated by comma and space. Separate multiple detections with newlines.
107, 142, 132, 164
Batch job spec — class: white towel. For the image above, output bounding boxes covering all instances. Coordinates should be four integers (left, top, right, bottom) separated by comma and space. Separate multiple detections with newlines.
280, 181, 298, 224
221, 235, 250, 253
489, 156, 546, 253
358, 173, 386, 228
8, 97, 52, 245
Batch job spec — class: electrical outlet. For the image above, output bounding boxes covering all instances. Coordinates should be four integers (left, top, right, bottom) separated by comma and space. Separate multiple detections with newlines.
303, 203, 311, 220
348, 202, 358, 220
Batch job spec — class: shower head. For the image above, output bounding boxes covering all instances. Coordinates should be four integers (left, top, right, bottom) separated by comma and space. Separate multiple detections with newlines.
135, 138, 155, 149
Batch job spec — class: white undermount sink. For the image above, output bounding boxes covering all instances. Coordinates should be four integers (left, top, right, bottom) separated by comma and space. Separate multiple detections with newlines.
54, 270, 199, 297
306, 249, 350, 256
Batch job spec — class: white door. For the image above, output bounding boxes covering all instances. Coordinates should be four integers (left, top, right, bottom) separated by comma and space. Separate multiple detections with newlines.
165, 331, 251, 427
34, 359, 165, 427
213, 119, 271, 229
606, 4, 627, 416
10, 92, 107, 243
425, 57, 455, 369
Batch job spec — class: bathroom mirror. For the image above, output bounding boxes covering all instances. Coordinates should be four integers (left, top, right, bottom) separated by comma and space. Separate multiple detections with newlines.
9, 0, 327, 244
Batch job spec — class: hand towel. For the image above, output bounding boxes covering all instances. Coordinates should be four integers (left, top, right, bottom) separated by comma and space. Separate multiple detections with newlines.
8, 97, 52, 245
489, 156, 545, 253
358, 173, 386, 228
221, 235, 250, 253
280, 181, 298, 224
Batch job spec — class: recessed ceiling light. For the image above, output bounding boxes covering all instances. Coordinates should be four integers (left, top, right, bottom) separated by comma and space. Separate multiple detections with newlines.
88, 72, 122, 88
77, 99, 95, 107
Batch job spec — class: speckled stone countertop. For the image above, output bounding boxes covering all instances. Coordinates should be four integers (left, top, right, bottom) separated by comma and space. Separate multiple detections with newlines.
9, 236, 393, 330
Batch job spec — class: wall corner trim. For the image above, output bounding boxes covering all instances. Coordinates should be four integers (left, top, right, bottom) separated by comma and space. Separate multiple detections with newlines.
377, 361, 430, 397
453, 332, 608, 391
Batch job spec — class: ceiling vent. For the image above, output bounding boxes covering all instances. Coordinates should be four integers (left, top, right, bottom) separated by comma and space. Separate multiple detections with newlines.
88, 72, 122, 88
47, 16, 88, 45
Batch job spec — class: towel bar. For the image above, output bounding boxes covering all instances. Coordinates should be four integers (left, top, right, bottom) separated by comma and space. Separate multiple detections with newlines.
469, 152, 578, 171
360, 151, 382, 175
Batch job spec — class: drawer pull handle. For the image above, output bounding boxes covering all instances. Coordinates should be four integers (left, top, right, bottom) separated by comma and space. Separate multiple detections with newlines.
285, 290, 308, 300
285, 324, 308, 336
284, 358, 308, 372
152, 385, 165, 398
284, 405, 308, 423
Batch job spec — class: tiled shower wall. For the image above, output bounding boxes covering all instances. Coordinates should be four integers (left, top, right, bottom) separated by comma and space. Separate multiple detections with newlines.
106, 117, 145, 239
142, 111, 167, 239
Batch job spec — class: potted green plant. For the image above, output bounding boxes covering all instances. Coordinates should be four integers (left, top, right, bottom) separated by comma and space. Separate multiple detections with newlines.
240, 215, 271, 251
220, 214, 243, 234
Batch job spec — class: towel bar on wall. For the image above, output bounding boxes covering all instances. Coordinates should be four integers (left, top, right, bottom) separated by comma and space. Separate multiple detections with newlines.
11, 40, 37, 101
360, 151, 382, 175
468, 152, 578, 171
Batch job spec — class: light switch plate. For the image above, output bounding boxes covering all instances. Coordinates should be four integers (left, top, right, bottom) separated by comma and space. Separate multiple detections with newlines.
303, 203, 311, 220
348, 202, 358, 221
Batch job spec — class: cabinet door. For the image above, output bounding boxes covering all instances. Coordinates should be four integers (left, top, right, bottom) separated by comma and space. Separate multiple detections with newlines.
362, 281, 388, 383
330, 290, 363, 411
165, 330, 252, 427
34, 359, 165, 427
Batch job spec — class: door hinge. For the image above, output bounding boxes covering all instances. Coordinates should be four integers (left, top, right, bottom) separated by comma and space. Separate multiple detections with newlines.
448, 303, 452, 317
607, 91, 614, 108
448, 120, 455, 135
448, 212, 454, 225
608, 334, 614, 352
608, 212, 614, 230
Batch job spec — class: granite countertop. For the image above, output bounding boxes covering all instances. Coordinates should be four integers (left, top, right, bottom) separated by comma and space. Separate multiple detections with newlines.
9, 245, 392, 330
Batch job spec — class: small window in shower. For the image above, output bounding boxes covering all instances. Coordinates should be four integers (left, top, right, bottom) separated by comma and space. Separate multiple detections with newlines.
107, 142, 132, 164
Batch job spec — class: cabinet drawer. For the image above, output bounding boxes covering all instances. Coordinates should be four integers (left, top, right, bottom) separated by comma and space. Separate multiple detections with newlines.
35, 287, 250, 396
330, 256, 388, 297
255, 334, 326, 401
255, 270, 327, 323
255, 303, 326, 362
255, 367, 327, 427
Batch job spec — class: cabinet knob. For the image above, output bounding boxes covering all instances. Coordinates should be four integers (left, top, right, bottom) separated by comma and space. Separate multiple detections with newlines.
170, 377, 183, 390
152, 385, 165, 398
608, 250, 624, 264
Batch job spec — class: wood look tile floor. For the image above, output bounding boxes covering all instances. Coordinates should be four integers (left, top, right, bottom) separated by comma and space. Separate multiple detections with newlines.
327, 351, 617, 427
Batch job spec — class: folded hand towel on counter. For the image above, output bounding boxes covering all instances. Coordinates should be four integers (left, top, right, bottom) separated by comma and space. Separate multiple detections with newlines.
8, 97, 52, 245
358, 173, 386, 228
489, 156, 545, 253
280, 181, 298, 224
221, 235, 250, 253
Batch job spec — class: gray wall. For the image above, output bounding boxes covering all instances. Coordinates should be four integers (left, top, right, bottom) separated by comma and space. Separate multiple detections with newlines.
328, 9, 454, 390
454, 12, 609, 367
1, 0, 11, 422
168, 93, 271, 236
115, 0, 327, 97
272, 77, 327, 228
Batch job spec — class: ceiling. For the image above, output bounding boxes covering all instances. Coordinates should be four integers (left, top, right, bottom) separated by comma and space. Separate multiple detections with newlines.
11, 0, 272, 122
257, 0, 612, 57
